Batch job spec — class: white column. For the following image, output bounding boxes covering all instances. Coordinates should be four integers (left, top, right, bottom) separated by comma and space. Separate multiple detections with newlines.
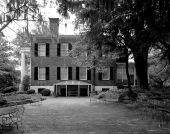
87, 85, 89, 96
78, 85, 80, 96
21, 52, 26, 83
66, 85, 67, 96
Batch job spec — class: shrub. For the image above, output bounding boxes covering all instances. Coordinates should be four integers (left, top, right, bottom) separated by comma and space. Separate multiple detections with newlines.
41, 89, 51, 96
16, 91, 26, 94
0, 97, 7, 106
27, 89, 35, 94
2, 86, 18, 93
22, 75, 30, 91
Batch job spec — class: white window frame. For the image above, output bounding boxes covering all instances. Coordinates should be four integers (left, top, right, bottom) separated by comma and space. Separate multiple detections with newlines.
79, 67, 87, 80
38, 43, 46, 56
61, 67, 68, 80
102, 67, 110, 80
61, 43, 68, 56
117, 66, 136, 86
38, 67, 46, 80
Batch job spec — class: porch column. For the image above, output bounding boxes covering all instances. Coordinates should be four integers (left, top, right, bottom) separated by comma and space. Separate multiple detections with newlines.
87, 85, 89, 96
66, 85, 67, 96
78, 85, 80, 96
20, 52, 26, 91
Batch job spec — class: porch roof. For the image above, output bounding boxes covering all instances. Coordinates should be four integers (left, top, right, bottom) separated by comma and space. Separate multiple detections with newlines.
54, 80, 92, 85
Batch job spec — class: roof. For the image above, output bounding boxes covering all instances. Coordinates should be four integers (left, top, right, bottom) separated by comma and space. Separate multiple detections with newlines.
54, 80, 92, 85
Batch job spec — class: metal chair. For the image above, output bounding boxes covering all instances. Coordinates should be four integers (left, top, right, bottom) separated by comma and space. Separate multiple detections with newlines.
90, 92, 98, 103
10, 106, 25, 130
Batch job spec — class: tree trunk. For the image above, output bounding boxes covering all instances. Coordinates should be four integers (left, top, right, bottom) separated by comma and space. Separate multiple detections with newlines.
133, 46, 149, 90
124, 46, 133, 96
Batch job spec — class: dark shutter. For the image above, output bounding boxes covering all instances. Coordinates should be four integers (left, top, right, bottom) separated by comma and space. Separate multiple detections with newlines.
68, 67, 72, 80
57, 43, 61, 56
68, 43, 72, 50
46, 43, 50, 57
98, 72, 102, 80
46, 67, 50, 80
34, 67, 38, 80
110, 67, 113, 80
87, 69, 91, 80
76, 67, 79, 80
35, 43, 38, 57
57, 67, 60, 80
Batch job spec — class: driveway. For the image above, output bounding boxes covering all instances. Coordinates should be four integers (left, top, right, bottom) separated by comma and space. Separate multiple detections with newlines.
2, 97, 170, 134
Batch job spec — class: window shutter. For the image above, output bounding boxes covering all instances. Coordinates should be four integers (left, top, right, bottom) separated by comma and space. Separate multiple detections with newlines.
87, 69, 91, 80
68, 43, 72, 50
46, 43, 50, 57
57, 67, 60, 80
98, 72, 102, 80
110, 67, 113, 80
57, 43, 61, 56
34, 67, 38, 80
68, 67, 72, 80
35, 43, 38, 57
76, 67, 79, 80
46, 67, 50, 80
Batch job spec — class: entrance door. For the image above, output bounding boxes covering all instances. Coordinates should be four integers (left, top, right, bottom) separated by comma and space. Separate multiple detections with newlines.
60, 88, 66, 96
67, 85, 78, 96
80, 88, 88, 96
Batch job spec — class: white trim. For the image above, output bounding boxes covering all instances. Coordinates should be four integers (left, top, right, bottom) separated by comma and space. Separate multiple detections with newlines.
102, 67, 110, 80
79, 67, 87, 80
38, 43, 46, 57
38, 67, 46, 80
30, 86, 53, 93
61, 43, 68, 56
61, 67, 68, 80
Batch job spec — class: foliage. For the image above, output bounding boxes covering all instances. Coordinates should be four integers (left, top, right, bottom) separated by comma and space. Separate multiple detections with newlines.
16, 91, 27, 94
149, 58, 170, 87
0, 97, 7, 106
22, 75, 30, 91
41, 89, 51, 96
26, 89, 35, 94
1, 86, 18, 93
0, 0, 42, 32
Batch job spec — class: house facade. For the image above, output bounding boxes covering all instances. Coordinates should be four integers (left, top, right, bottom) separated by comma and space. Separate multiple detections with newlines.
29, 18, 137, 96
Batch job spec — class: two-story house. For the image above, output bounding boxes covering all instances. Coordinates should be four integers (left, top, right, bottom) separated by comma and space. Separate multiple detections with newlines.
29, 18, 137, 96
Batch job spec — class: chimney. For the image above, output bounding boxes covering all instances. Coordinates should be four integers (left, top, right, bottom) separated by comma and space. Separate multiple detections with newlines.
49, 18, 59, 37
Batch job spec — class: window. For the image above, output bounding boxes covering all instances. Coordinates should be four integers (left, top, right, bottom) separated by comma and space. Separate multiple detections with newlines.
80, 67, 87, 80
102, 68, 110, 80
39, 68, 46, 80
38, 43, 46, 56
61, 43, 68, 56
117, 67, 122, 81
35, 43, 49, 57
61, 67, 68, 80
117, 66, 135, 85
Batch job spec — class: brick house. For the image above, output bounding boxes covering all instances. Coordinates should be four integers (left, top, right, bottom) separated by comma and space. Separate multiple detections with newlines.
29, 18, 137, 96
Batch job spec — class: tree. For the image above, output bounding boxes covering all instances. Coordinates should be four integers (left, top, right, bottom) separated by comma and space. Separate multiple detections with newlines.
0, 37, 20, 90
22, 75, 30, 91
0, 0, 42, 33
57, 0, 151, 94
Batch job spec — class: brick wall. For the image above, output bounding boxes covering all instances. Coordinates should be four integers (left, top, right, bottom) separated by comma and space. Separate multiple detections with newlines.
31, 36, 117, 87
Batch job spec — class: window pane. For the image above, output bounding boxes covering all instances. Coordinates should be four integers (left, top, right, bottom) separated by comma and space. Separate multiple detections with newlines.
39, 68, 45, 80
39, 43, 46, 56
117, 67, 122, 81
61, 67, 68, 80
80, 67, 87, 80
102, 68, 109, 80
123, 67, 127, 80
61, 43, 68, 56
